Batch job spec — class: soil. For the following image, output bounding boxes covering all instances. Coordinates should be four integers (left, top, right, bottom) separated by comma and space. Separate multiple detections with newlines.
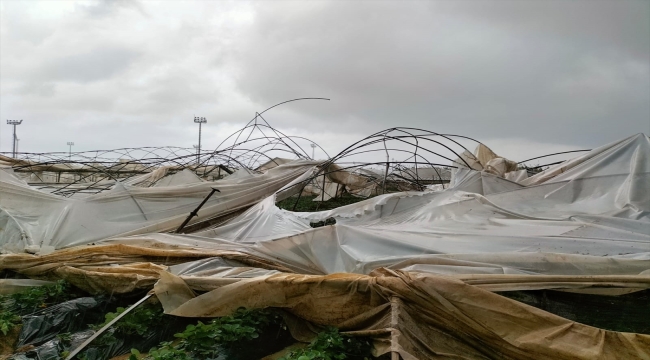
0, 325, 22, 358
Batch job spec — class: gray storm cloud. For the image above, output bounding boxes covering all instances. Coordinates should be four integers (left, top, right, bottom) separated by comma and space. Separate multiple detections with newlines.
0, 0, 648, 159
233, 1, 650, 145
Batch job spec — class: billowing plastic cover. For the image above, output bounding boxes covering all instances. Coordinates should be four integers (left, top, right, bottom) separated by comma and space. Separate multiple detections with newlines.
0, 160, 318, 252
102, 134, 650, 283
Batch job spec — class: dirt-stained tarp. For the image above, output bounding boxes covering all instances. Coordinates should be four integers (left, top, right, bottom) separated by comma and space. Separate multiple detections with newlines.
153, 269, 650, 360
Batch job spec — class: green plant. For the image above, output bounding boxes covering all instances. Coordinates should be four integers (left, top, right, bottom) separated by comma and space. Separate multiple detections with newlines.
136, 308, 282, 360
57, 332, 73, 345
277, 193, 371, 212
0, 280, 76, 335
94, 302, 164, 336
56, 332, 75, 358
0, 280, 75, 315
138, 342, 193, 360
81, 301, 166, 355
281, 327, 372, 360
0, 310, 21, 335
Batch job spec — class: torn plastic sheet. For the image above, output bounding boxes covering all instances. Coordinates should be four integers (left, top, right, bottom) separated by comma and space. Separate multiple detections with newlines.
141, 135, 650, 280
18, 297, 104, 347
153, 269, 650, 360
0, 242, 294, 294
11, 329, 94, 360
5, 135, 648, 284
0, 160, 319, 253
1, 134, 650, 359
169, 257, 281, 278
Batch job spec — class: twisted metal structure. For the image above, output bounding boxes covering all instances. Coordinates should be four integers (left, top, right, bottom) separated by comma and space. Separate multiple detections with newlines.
0, 99, 331, 197
280, 128, 484, 209
0, 98, 589, 200
517, 149, 591, 172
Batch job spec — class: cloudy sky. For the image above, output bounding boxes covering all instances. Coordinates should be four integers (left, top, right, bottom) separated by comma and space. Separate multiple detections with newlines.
1, 0, 648, 163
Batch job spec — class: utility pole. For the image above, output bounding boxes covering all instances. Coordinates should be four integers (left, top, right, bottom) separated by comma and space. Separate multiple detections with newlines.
67, 142, 74, 161
6, 120, 23, 158
193, 145, 199, 165
311, 143, 317, 160
193, 116, 207, 164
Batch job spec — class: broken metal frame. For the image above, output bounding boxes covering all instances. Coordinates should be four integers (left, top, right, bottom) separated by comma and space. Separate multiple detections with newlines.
175, 188, 221, 234
2, 99, 333, 198
2, 100, 590, 217
287, 127, 482, 210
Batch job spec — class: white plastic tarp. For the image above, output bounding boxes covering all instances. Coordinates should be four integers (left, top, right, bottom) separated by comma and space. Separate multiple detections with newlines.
0, 160, 319, 253
103, 134, 650, 284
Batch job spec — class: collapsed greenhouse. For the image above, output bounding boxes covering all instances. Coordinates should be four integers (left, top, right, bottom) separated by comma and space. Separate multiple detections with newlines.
1, 114, 649, 359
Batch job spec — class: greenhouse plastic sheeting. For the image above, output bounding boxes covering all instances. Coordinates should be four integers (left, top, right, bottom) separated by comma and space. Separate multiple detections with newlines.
1, 134, 649, 360
96, 134, 650, 287
0, 242, 291, 294
0, 160, 319, 253
153, 269, 650, 360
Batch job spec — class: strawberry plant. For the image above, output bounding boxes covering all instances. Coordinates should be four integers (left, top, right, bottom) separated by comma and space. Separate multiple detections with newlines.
93, 302, 164, 336
0, 280, 79, 336
0, 310, 21, 335
281, 327, 372, 360
1, 280, 75, 315
130, 308, 284, 360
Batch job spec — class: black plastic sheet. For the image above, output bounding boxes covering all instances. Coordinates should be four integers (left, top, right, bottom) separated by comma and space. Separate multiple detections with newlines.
10, 330, 93, 360
17, 298, 104, 347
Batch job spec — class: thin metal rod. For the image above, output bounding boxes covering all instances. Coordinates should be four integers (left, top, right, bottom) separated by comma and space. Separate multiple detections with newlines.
13, 125, 17, 158
198, 121, 202, 164
519, 149, 591, 164
382, 133, 389, 194
175, 187, 220, 233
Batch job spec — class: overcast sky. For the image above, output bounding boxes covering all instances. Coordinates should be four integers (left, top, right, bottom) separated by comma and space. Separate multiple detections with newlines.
1, 0, 648, 163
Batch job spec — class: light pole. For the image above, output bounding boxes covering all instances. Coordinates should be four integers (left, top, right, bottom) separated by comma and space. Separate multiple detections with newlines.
193, 144, 199, 165
67, 142, 74, 161
6, 120, 23, 158
310, 143, 317, 160
193, 116, 207, 164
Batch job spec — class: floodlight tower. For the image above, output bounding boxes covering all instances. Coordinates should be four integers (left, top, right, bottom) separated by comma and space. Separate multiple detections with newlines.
6, 120, 23, 158
67, 142, 74, 160
310, 143, 317, 160
193, 116, 207, 164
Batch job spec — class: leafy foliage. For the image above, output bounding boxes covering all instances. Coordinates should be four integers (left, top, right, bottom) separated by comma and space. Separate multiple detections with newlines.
281, 327, 372, 360
0, 310, 21, 335
137, 342, 193, 360
0, 280, 75, 315
79, 301, 167, 355
57, 331, 73, 345
130, 308, 283, 360
276, 193, 370, 212
0, 280, 77, 335
93, 302, 165, 336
